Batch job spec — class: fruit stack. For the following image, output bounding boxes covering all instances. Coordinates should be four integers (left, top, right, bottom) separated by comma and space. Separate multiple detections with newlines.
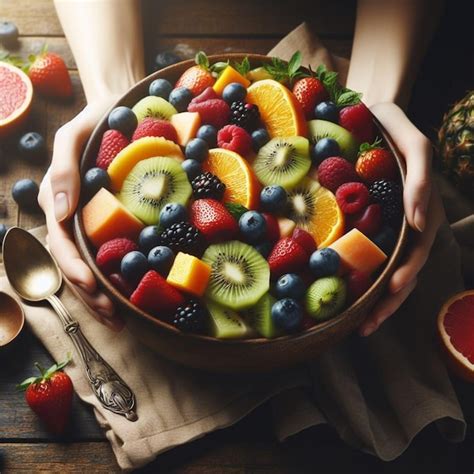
81, 52, 403, 339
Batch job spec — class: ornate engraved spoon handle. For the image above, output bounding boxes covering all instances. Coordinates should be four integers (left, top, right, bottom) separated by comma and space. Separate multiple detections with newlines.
47, 294, 138, 421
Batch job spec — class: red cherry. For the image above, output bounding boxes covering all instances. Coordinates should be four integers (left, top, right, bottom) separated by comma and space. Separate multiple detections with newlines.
347, 204, 382, 237
262, 213, 280, 242
346, 270, 372, 303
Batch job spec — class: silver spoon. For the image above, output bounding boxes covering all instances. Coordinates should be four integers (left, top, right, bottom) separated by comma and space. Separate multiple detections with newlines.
2, 227, 137, 421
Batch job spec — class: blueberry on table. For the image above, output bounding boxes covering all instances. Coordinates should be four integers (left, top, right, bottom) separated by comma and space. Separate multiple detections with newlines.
311, 138, 341, 163
239, 211, 267, 243
0, 224, 8, 246
169, 87, 193, 113
309, 248, 340, 278
108, 106, 138, 136
314, 101, 339, 123
181, 159, 202, 182
82, 167, 110, 202
153, 51, 181, 71
0, 21, 19, 45
11, 179, 40, 211
197, 125, 218, 148
159, 203, 187, 228
185, 138, 209, 162
120, 251, 148, 283
271, 298, 303, 332
148, 245, 175, 276
18, 132, 47, 163
275, 273, 306, 300
149, 78, 173, 99
138, 225, 162, 254
260, 185, 287, 213
222, 82, 247, 104
251, 128, 270, 152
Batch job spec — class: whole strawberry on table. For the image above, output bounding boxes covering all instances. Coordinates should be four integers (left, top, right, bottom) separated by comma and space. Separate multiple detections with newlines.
80, 51, 403, 339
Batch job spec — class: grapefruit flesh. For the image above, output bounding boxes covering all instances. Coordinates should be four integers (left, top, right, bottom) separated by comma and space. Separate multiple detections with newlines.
0, 62, 33, 137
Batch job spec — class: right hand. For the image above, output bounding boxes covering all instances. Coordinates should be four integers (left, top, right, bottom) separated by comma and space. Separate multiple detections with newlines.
38, 98, 124, 331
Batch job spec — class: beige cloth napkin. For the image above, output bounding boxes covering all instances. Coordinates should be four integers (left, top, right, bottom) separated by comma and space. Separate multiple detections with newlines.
1, 22, 473, 471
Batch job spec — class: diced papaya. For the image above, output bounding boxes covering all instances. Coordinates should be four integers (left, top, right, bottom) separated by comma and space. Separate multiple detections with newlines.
166, 252, 211, 297
82, 188, 144, 248
329, 228, 387, 275
170, 112, 201, 147
213, 65, 251, 96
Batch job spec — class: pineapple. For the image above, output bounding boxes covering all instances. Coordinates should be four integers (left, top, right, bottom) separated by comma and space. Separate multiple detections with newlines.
438, 91, 474, 199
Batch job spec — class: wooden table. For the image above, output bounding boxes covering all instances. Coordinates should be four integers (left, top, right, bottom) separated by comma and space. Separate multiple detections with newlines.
1, 0, 473, 472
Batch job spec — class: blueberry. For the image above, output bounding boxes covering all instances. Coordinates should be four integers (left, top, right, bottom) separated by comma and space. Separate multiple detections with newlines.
182, 159, 202, 181
108, 106, 137, 136
18, 132, 47, 163
371, 226, 397, 255
0, 224, 8, 246
314, 101, 339, 123
311, 138, 341, 163
159, 203, 187, 228
254, 241, 272, 259
271, 298, 303, 332
251, 128, 270, 152
0, 21, 19, 45
239, 211, 267, 243
222, 82, 247, 104
153, 51, 181, 71
148, 246, 175, 276
138, 225, 161, 254
185, 138, 208, 162
11, 179, 39, 210
275, 273, 306, 300
260, 185, 287, 213
82, 167, 110, 202
121, 251, 148, 283
309, 248, 340, 278
169, 87, 193, 112
149, 78, 173, 99
197, 125, 217, 147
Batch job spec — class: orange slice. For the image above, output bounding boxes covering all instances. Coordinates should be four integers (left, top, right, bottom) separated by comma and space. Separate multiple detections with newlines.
438, 290, 474, 382
203, 148, 260, 209
287, 178, 344, 248
246, 79, 307, 138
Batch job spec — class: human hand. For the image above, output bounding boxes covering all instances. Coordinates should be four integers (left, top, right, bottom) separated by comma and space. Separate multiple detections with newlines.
359, 102, 444, 336
38, 98, 124, 331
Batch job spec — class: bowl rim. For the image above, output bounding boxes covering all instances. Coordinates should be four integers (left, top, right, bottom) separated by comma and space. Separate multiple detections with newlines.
74, 53, 409, 347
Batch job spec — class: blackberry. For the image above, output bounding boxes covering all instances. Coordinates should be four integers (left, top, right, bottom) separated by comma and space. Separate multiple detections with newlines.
159, 221, 205, 256
230, 101, 260, 131
172, 299, 209, 333
369, 180, 403, 226
191, 171, 226, 200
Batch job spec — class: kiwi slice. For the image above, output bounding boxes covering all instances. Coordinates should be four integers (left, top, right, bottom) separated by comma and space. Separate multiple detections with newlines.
202, 241, 270, 311
286, 177, 320, 229
132, 96, 178, 122
206, 300, 253, 339
305, 276, 346, 321
252, 137, 311, 190
119, 157, 191, 225
308, 120, 359, 162
242, 293, 281, 339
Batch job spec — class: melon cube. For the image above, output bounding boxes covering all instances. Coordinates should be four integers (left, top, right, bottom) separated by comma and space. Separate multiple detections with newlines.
170, 112, 201, 147
166, 252, 211, 297
213, 65, 250, 95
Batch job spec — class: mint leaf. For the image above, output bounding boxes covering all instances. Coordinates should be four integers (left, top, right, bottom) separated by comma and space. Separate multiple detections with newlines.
234, 56, 250, 76
195, 51, 209, 69
336, 90, 362, 106
225, 203, 248, 220
288, 51, 302, 77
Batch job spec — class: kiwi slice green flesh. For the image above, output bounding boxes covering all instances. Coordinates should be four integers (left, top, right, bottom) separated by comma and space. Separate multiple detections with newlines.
202, 241, 270, 311
132, 96, 178, 122
253, 136, 311, 190
119, 157, 191, 225
286, 177, 320, 229
305, 276, 346, 321
206, 300, 253, 339
308, 120, 359, 162
243, 293, 281, 339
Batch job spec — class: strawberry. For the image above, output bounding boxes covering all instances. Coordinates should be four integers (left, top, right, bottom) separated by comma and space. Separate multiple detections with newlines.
291, 228, 316, 256
109, 273, 135, 297
175, 52, 215, 96
355, 140, 398, 183
268, 238, 308, 278
317, 157, 359, 193
190, 199, 238, 243
217, 124, 252, 155
18, 357, 73, 434
96, 237, 138, 274
96, 129, 129, 170
187, 98, 230, 128
339, 103, 375, 144
292, 77, 327, 119
130, 270, 185, 316
26, 48, 72, 98
262, 213, 280, 243
190, 86, 219, 104
132, 118, 178, 143
347, 203, 382, 237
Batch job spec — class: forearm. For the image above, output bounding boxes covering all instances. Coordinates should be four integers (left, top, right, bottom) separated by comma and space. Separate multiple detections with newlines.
54, 0, 145, 104
346, 0, 443, 109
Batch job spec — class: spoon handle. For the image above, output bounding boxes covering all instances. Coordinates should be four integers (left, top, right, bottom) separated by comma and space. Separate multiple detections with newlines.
47, 294, 137, 421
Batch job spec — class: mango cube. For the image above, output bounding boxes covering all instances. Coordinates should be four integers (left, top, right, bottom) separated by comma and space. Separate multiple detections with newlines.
166, 252, 211, 297
170, 112, 201, 147
213, 65, 250, 95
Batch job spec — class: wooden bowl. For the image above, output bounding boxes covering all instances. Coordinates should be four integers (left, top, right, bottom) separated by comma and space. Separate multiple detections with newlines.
0, 291, 25, 348
74, 54, 408, 373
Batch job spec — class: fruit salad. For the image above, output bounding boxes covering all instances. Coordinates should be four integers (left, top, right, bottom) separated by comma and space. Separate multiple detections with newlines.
80, 52, 403, 339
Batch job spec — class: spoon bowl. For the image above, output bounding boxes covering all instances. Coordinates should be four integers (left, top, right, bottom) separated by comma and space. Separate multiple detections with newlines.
0, 291, 25, 347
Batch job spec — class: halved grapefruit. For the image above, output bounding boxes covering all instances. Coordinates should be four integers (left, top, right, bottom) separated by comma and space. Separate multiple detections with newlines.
437, 290, 474, 382
0, 62, 33, 138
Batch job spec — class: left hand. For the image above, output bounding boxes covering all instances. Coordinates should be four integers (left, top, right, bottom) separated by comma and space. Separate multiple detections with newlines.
358, 102, 445, 336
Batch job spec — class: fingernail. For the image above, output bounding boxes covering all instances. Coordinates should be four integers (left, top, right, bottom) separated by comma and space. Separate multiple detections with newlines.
54, 192, 69, 222
360, 325, 374, 337
414, 205, 426, 232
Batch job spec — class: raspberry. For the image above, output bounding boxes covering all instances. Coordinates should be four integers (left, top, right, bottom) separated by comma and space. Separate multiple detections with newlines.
132, 118, 178, 142
335, 182, 369, 215
317, 157, 359, 193
158, 221, 205, 256
96, 238, 138, 274
229, 101, 260, 131
191, 171, 226, 200
217, 125, 252, 155
172, 299, 209, 333
369, 180, 403, 226
188, 98, 230, 128
96, 130, 129, 170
